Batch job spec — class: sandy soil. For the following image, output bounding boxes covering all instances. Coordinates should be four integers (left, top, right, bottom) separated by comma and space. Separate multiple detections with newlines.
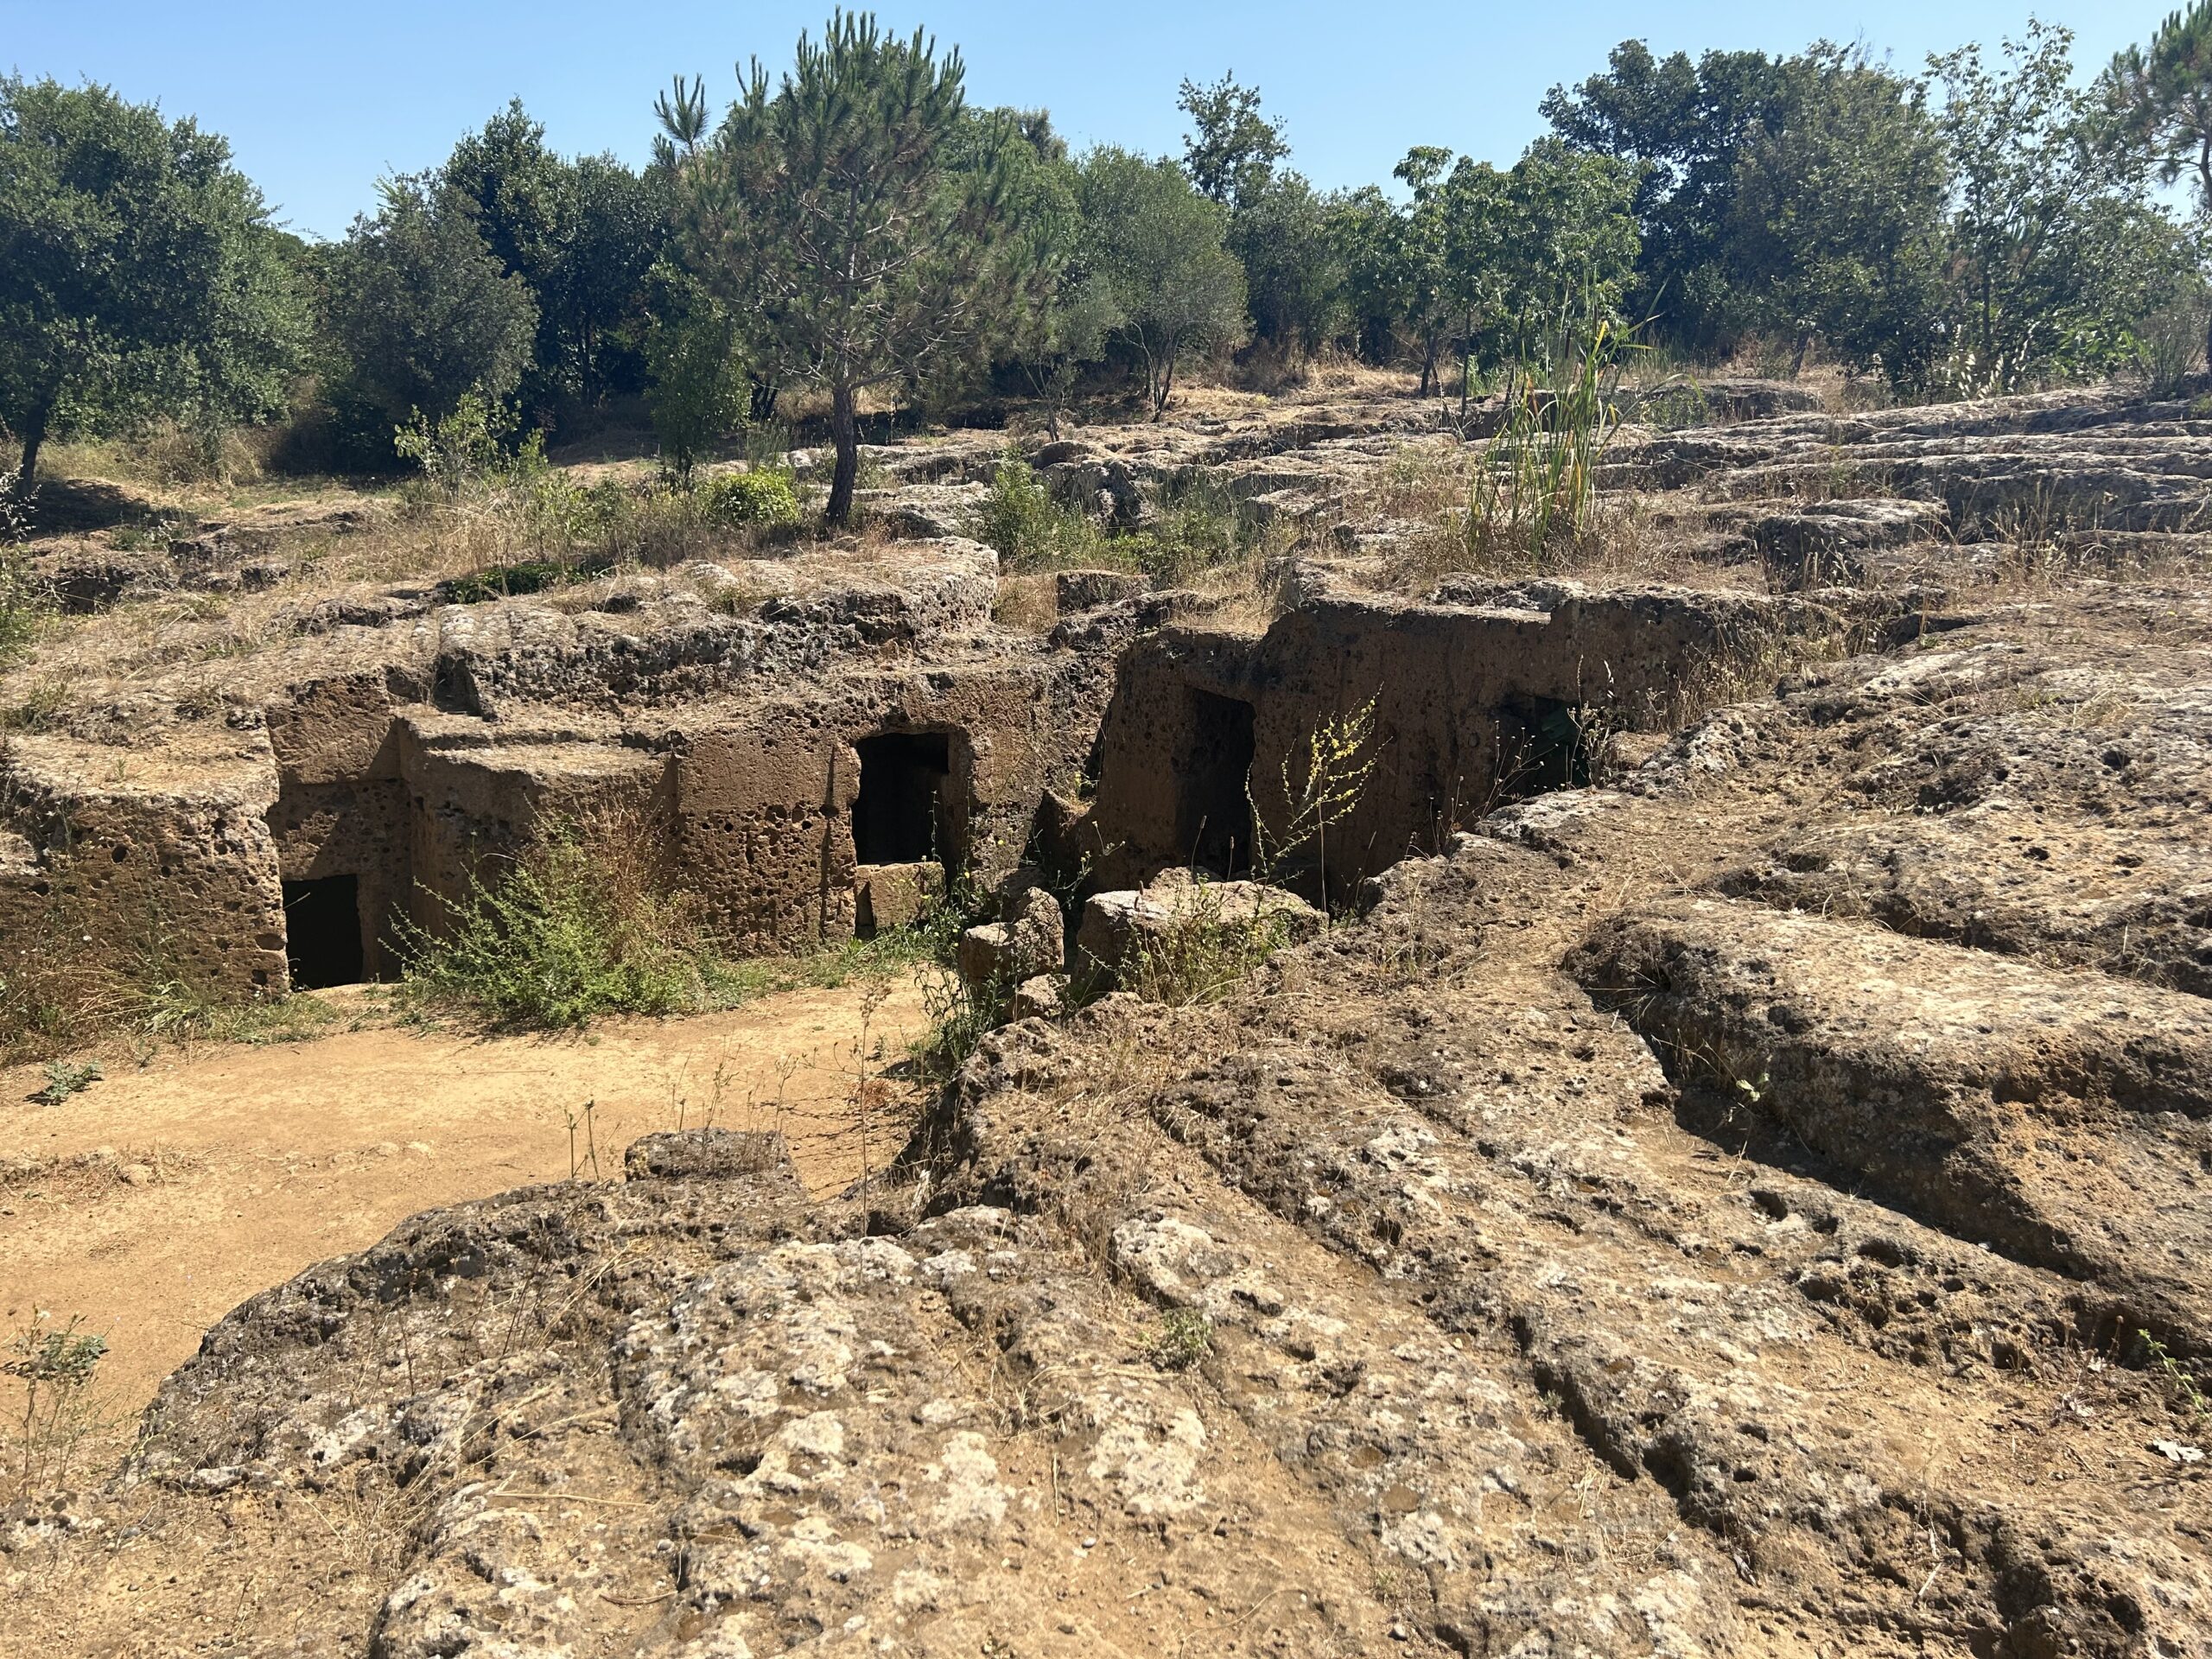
0, 978, 928, 1420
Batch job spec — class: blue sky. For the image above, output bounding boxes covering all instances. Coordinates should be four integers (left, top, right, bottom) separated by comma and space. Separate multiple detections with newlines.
4, 1, 2167, 238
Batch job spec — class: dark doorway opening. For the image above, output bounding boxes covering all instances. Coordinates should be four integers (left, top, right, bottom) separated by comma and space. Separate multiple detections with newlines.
1497, 696, 1595, 798
854, 732, 954, 868
1176, 690, 1257, 875
283, 875, 365, 989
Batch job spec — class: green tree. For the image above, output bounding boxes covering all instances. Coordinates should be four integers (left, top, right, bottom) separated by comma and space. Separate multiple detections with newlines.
1389, 147, 1458, 392
1543, 42, 1805, 348
1330, 185, 1419, 364
1077, 148, 1247, 416
1178, 75, 1344, 358
440, 102, 669, 410
1178, 72, 1287, 208
1486, 140, 1643, 361
322, 175, 539, 431
672, 12, 1036, 526
0, 76, 304, 493
1932, 22, 2192, 391
975, 110, 1109, 435
1232, 171, 1346, 353
644, 270, 748, 480
1726, 48, 1948, 380
2101, 2, 2212, 211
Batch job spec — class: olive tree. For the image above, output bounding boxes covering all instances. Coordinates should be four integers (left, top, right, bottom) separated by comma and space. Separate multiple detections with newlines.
673, 12, 1035, 526
322, 176, 540, 430
1078, 148, 1246, 416
0, 76, 303, 493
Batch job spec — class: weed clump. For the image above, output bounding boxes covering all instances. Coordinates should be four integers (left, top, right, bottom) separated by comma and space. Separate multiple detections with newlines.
397, 818, 721, 1029
1462, 324, 1625, 569
0, 471, 50, 668
1147, 1307, 1213, 1370
397, 811, 935, 1033
4, 1313, 109, 1502
33, 1059, 101, 1106
981, 448, 1276, 588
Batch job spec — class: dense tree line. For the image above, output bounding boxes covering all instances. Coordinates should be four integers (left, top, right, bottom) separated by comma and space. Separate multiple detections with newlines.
6, 8, 2212, 510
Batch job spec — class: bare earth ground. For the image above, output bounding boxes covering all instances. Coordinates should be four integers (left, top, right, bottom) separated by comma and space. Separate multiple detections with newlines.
0, 979, 927, 1421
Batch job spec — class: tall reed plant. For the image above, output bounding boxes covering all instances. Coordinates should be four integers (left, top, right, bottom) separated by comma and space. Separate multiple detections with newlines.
1464, 318, 1628, 569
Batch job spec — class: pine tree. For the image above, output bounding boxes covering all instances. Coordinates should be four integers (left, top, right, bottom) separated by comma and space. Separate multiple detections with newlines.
2103, 2, 2212, 212
672, 11, 1033, 526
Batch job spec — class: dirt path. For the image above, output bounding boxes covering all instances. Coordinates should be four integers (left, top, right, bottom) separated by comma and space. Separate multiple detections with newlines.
0, 978, 928, 1420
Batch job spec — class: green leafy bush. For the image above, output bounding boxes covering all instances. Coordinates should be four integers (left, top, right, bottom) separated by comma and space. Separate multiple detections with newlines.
700, 467, 802, 529
398, 811, 932, 1031
982, 450, 1264, 587
981, 448, 1099, 569
393, 392, 513, 494
398, 818, 716, 1030
1147, 1307, 1214, 1370
0, 474, 48, 668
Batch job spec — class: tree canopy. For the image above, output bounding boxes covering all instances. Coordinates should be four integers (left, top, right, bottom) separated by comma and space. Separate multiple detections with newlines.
16, 9, 2212, 499
1078, 148, 1246, 416
1935, 22, 2194, 391
0, 75, 303, 491
439, 103, 669, 410
322, 175, 540, 430
2101, 2, 2212, 212
673, 11, 1038, 524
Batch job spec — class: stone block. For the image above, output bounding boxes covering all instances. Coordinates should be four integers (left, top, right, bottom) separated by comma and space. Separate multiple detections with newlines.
1011, 974, 1068, 1020
958, 923, 1014, 991
1008, 886, 1065, 976
1055, 569, 1149, 613
857, 861, 945, 933
1077, 869, 1324, 984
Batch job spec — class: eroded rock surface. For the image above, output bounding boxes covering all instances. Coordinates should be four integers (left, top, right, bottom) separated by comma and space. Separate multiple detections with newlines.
8, 385, 2212, 1657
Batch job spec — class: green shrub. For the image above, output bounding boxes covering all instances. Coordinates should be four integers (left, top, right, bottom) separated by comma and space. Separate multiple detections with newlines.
398, 813, 934, 1031
1123, 880, 1300, 1007
1124, 475, 1241, 585
0, 474, 48, 668
398, 820, 716, 1030
393, 393, 512, 495
982, 449, 1267, 586
701, 467, 802, 529
981, 448, 1099, 569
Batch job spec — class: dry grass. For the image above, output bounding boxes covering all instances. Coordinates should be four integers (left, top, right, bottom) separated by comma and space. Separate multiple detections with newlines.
1349, 439, 1752, 595
993, 572, 1059, 633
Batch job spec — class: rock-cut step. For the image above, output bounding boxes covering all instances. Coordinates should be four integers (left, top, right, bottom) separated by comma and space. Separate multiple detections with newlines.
1567, 896, 2212, 1350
